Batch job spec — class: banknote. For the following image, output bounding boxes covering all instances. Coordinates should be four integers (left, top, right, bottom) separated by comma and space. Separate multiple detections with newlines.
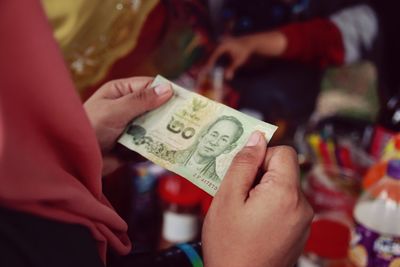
118, 75, 277, 196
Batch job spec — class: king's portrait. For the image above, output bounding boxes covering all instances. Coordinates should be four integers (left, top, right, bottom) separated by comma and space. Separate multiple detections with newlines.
175, 115, 244, 182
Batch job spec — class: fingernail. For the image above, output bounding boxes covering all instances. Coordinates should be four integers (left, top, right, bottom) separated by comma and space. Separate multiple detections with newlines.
154, 83, 171, 95
245, 131, 261, 147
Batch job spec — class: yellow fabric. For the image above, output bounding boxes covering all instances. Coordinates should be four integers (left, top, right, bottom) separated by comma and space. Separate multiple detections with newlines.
42, 0, 159, 92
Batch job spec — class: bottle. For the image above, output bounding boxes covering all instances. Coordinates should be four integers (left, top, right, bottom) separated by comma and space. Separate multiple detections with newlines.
370, 93, 400, 159
158, 173, 203, 249
128, 162, 165, 252
298, 213, 355, 267
349, 159, 400, 267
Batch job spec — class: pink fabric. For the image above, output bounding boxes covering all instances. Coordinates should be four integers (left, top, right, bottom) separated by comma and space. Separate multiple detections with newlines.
0, 0, 131, 262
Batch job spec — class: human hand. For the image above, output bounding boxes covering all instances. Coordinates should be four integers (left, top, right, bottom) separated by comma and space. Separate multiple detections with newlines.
206, 32, 287, 80
206, 37, 253, 80
84, 77, 173, 153
202, 131, 313, 267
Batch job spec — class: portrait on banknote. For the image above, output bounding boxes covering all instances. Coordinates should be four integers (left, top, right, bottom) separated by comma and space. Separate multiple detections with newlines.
174, 115, 244, 182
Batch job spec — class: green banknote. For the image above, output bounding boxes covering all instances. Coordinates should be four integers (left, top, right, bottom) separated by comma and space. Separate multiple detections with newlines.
118, 75, 277, 196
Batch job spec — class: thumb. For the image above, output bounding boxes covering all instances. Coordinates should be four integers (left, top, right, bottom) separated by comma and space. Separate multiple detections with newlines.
114, 83, 173, 125
217, 131, 267, 204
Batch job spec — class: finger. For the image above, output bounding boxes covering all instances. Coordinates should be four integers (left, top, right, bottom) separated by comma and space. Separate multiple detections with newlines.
205, 45, 230, 71
101, 77, 154, 99
261, 146, 300, 187
225, 55, 247, 80
113, 82, 173, 125
217, 131, 267, 204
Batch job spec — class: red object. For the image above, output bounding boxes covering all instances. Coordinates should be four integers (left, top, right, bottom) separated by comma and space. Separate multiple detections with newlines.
338, 147, 353, 170
370, 125, 396, 159
304, 167, 358, 217
395, 135, 400, 150
280, 18, 344, 68
158, 173, 203, 206
319, 141, 332, 166
200, 193, 213, 217
305, 218, 351, 259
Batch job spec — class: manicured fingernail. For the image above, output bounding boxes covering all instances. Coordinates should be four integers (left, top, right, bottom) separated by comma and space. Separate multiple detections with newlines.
246, 131, 261, 147
154, 83, 171, 95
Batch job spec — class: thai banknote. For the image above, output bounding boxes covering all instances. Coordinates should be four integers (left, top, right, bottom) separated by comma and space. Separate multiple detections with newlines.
118, 75, 277, 196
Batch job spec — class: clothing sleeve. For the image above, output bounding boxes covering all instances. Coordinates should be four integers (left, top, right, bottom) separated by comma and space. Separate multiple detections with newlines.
280, 4, 378, 67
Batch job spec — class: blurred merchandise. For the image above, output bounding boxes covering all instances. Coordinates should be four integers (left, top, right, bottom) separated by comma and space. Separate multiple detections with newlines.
382, 134, 400, 161
128, 162, 166, 252
117, 242, 203, 267
370, 93, 400, 160
363, 134, 400, 190
196, 66, 225, 102
349, 160, 400, 267
303, 164, 360, 219
316, 62, 379, 122
300, 213, 354, 267
158, 173, 203, 249
300, 116, 375, 176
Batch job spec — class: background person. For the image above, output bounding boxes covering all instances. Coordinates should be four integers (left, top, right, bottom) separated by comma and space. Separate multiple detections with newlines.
206, 0, 380, 139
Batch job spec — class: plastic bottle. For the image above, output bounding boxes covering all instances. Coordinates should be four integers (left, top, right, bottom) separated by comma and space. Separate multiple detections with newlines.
349, 159, 400, 267
158, 173, 203, 249
128, 162, 165, 251
370, 93, 400, 159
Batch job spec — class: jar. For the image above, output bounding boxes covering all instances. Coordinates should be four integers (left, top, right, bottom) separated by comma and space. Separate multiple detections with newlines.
158, 173, 203, 249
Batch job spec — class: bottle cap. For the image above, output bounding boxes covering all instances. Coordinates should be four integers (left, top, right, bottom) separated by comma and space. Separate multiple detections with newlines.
158, 173, 202, 206
387, 160, 400, 180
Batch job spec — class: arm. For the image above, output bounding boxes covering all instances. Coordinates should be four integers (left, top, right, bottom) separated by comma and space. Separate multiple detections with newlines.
207, 4, 378, 79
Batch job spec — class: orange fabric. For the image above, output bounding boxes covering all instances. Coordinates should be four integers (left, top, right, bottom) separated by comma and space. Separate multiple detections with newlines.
0, 0, 130, 262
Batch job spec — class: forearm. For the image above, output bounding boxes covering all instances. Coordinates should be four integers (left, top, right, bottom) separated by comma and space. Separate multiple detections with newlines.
244, 31, 288, 58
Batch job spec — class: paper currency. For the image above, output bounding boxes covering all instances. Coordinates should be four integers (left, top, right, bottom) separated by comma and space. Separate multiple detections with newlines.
118, 75, 277, 196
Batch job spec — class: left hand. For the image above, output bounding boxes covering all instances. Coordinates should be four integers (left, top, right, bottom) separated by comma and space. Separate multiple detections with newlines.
84, 77, 173, 168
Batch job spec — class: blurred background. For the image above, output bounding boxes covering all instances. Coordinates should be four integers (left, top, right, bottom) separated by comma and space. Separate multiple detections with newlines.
42, 0, 400, 266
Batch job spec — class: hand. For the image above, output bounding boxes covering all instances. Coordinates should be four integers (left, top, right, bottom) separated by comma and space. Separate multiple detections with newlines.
84, 76, 173, 152
206, 37, 253, 80
206, 32, 287, 80
202, 132, 313, 267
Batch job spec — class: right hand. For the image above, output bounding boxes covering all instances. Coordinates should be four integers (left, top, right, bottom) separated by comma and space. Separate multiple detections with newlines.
206, 37, 254, 80
206, 32, 287, 80
202, 131, 313, 267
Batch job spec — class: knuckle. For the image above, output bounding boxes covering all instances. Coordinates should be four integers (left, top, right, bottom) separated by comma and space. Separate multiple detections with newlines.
279, 146, 298, 160
276, 183, 301, 210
